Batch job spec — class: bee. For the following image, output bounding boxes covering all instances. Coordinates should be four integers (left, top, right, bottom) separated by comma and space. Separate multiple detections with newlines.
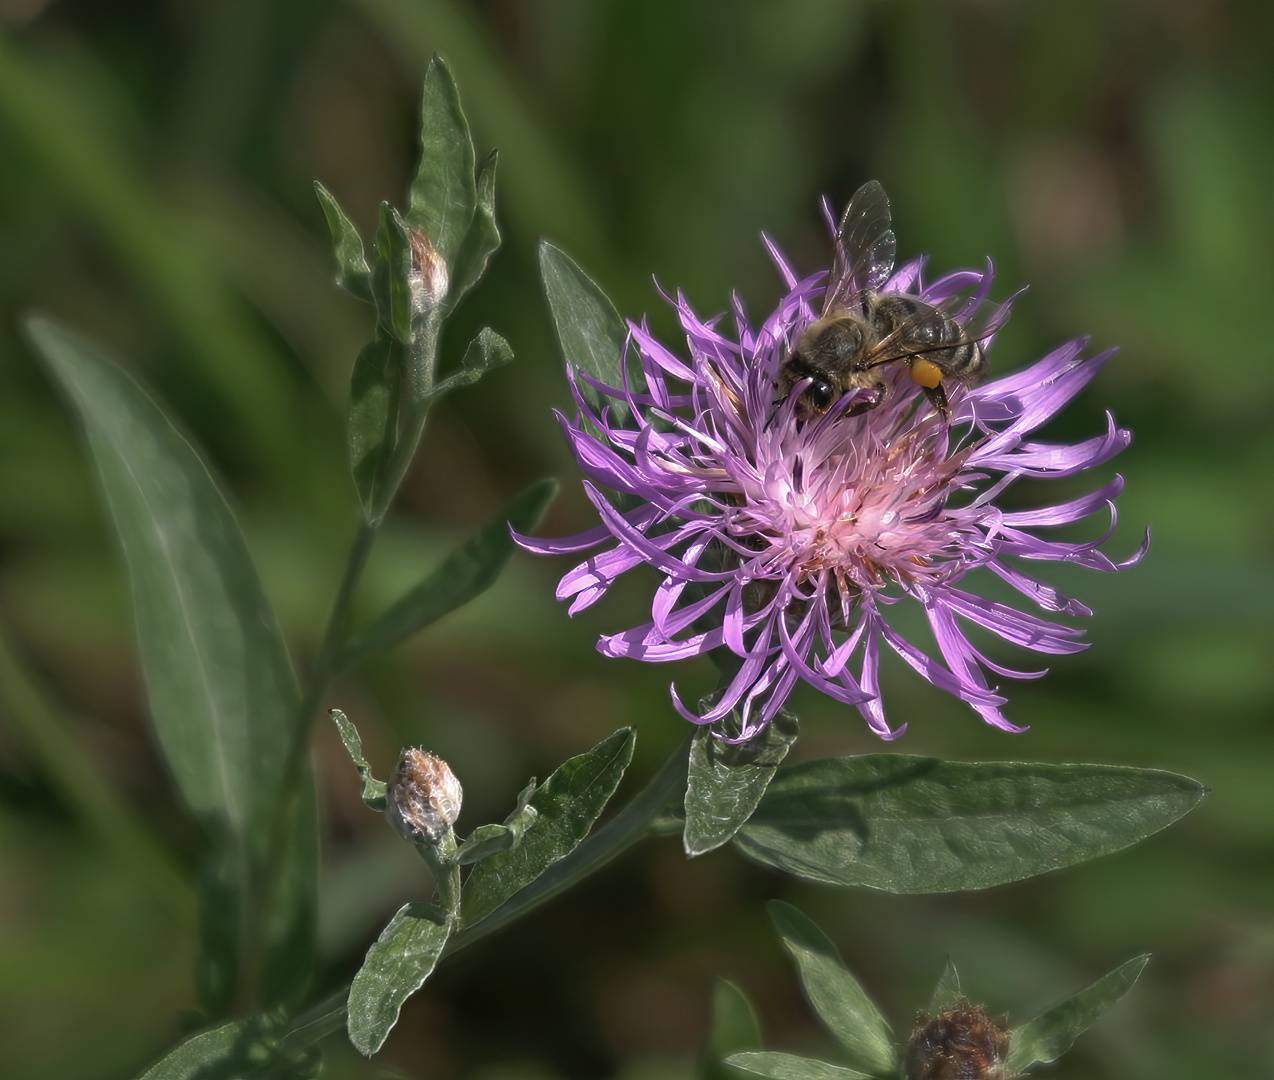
778, 180, 1006, 421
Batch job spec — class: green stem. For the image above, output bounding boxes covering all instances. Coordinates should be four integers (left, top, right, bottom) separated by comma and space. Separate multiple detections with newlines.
299, 520, 379, 741
414, 828, 462, 915
282, 735, 690, 1050
281, 987, 350, 1053
250, 518, 379, 1002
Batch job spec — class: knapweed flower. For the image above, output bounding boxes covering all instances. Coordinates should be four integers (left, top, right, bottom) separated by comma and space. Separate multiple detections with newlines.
520, 204, 1145, 740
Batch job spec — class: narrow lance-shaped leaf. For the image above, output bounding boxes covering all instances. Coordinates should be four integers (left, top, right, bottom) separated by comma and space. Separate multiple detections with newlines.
724, 1052, 872, 1080
314, 181, 373, 303
448, 148, 500, 310
1005, 955, 1150, 1075
373, 202, 414, 344
329, 709, 387, 810
346, 333, 404, 523
26, 317, 313, 1010
461, 728, 636, 926
766, 901, 896, 1077
138, 1016, 320, 1080
735, 756, 1207, 894
338, 477, 556, 672
423, 326, 513, 406
701, 979, 761, 1080
406, 53, 476, 267
684, 708, 798, 857
928, 958, 964, 1013
538, 240, 635, 428
456, 779, 539, 866
347, 902, 453, 1057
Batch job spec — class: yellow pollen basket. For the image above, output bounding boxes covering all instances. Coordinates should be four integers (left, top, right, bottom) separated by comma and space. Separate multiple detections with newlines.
909, 359, 944, 389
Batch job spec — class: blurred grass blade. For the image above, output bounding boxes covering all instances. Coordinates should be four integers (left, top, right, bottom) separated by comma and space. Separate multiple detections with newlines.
538, 241, 634, 428
735, 756, 1207, 893
0, 37, 301, 473
701, 979, 761, 1080
26, 317, 314, 1010
685, 709, 798, 857
338, 478, 556, 671
330, 709, 388, 809
724, 1052, 871, 1079
1006, 955, 1150, 1074
138, 1015, 320, 1080
347, 901, 453, 1057
407, 53, 476, 267
314, 181, 373, 303
0, 628, 195, 923
766, 901, 896, 1076
461, 728, 636, 926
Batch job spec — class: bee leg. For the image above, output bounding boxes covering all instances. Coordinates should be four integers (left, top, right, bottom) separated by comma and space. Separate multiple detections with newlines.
840, 384, 886, 417
764, 390, 789, 429
922, 383, 950, 420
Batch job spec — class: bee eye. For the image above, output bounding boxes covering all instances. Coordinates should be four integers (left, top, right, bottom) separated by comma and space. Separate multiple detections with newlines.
807, 380, 835, 410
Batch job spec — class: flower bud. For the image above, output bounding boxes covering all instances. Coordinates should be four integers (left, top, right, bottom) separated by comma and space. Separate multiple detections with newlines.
384, 747, 463, 843
902, 999, 1009, 1080
408, 228, 449, 315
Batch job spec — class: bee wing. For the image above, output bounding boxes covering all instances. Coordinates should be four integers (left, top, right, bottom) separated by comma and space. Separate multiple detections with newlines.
864, 294, 1011, 369
823, 180, 896, 316
937, 290, 1011, 344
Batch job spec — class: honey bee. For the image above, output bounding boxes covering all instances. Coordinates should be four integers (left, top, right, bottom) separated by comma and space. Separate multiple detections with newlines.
778, 180, 1006, 421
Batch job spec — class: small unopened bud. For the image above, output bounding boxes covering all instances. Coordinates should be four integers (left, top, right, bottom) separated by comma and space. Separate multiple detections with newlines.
903, 1000, 1009, 1080
384, 748, 462, 843
408, 228, 449, 314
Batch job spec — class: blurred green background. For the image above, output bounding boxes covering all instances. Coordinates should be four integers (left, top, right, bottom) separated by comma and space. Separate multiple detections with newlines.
1, 1, 1272, 1078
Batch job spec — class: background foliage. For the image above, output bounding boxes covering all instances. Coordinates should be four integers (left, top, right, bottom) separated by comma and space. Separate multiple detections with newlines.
1, 1, 1271, 1078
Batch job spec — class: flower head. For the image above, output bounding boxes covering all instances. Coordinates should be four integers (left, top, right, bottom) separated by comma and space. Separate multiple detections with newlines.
521, 202, 1145, 740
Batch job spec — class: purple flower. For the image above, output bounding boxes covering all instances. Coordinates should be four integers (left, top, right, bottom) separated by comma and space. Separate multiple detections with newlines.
520, 212, 1145, 740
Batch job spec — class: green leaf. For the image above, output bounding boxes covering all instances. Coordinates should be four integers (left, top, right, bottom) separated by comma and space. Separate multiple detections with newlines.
313, 181, 372, 303
346, 333, 405, 523
407, 53, 476, 268
1005, 955, 1150, 1074
724, 1052, 871, 1080
424, 326, 514, 405
766, 902, 895, 1076
374, 201, 414, 343
448, 148, 500, 309
735, 756, 1207, 894
347, 901, 453, 1057
339, 477, 555, 670
928, 958, 963, 1013
701, 979, 761, 1080
329, 709, 387, 810
461, 728, 636, 926
138, 1016, 320, 1080
26, 317, 312, 1008
685, 710, 798, 857
538, 240, 634, 427
457, 779, 539, 866
196, 851, 241, 1016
